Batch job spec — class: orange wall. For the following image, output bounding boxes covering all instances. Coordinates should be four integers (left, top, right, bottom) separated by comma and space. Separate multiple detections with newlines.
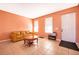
76, 6, 79, 43
33, 6, 79, 43
0, 10, 32, 40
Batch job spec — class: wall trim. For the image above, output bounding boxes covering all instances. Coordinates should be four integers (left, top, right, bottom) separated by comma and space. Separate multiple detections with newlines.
76, 43, 79, 48
0, 39, 10, 43
56, 39, 61, 42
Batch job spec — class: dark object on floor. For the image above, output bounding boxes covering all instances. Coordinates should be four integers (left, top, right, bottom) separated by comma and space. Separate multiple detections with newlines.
24, 37, 38, 47
48, 32, 57, 40
39, 36, 44, 38
59, 40, 79, 51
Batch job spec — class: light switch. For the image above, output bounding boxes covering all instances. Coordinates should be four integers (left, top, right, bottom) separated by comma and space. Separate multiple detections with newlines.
56, 27, 58, 30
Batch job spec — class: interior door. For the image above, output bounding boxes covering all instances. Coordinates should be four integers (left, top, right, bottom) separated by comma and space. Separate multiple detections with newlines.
61, 13, 76, 43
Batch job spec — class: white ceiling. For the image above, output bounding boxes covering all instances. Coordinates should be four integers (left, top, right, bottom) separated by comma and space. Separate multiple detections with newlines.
0, 3, 78, 19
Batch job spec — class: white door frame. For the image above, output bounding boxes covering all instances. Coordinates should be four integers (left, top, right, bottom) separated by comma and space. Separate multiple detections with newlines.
61, 12, 76, 43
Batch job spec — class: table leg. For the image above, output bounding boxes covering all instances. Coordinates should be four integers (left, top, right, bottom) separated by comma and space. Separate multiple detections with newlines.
37, 38, 38, 45
24, 40, 26, 45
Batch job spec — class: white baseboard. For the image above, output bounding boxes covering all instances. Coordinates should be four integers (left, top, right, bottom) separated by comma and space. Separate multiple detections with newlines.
0, 39, 10, 43
76, 43, 79, 48
56, 39, 61, 42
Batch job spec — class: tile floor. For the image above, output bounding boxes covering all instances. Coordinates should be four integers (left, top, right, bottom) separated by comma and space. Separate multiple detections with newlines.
0, 38, 79, 55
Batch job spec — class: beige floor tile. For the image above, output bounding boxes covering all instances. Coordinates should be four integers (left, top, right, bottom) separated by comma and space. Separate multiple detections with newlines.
0, 38, 78, 55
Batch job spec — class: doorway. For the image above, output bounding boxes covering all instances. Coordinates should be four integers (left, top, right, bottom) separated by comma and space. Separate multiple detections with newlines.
61, 12, 76, 43
59, 13, 79, 51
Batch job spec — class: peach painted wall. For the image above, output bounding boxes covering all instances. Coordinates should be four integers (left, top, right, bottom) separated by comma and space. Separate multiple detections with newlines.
33, 6, 79, 43
76, 6, 79, 43
0, 10, 32, 40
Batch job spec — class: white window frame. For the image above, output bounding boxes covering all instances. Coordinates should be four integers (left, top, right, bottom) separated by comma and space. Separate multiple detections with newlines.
28, 21, 32, 32
45, 17, 53, 33
34, 20, 38, 32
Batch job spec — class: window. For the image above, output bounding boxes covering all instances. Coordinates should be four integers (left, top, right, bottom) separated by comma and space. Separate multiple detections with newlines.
45, 17, 53, 33
34, 20, 38, 32
28, 21, 32, 32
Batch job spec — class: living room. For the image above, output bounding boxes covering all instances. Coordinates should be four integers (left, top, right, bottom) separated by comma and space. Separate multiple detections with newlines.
0, 3, 79, 55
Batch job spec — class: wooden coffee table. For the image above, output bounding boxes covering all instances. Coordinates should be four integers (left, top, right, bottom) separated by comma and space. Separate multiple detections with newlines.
23, 35, 38, 47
